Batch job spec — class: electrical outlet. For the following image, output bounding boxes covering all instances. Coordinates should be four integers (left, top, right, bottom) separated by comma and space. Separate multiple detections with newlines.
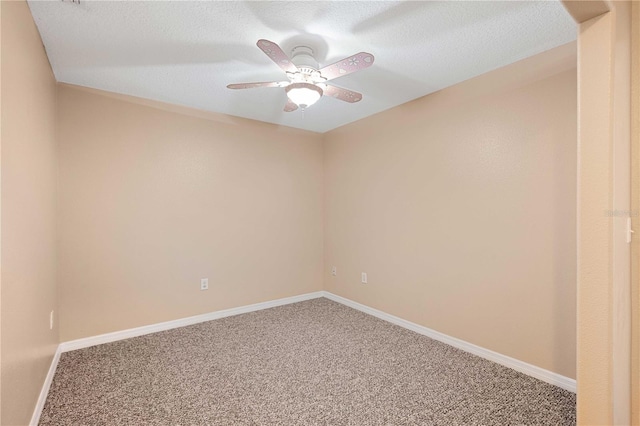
361, 272, 367, 284
200, 278, 209, 291
332, 266, 337, 276
49, 311, 54, 330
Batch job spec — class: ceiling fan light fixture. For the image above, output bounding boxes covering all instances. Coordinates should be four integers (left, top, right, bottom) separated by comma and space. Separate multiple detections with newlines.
285, 83, 323, 109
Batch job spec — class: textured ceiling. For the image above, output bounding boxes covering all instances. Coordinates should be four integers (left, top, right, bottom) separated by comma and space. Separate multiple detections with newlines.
28, 1, 576, 133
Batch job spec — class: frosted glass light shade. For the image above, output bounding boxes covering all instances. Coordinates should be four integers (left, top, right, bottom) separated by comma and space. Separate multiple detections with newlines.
285, 83, 323, 108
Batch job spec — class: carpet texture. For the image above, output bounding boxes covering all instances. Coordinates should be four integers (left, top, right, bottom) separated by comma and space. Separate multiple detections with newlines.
40, 298, 575, 425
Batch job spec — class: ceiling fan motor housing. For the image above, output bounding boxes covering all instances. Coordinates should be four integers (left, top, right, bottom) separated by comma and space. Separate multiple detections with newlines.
290, 46, 319, 73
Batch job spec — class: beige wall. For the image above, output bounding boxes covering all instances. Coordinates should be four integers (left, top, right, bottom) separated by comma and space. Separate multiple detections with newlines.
633, 2, 640, 422
57, 85, 324, 342
1, 1, 59, 425
573, 8, 615, 424
1, 2, 3, 422
323, 44, 577, 378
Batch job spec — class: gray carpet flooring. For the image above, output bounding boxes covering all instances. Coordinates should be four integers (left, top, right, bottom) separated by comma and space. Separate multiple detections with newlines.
40, 298, 576, 425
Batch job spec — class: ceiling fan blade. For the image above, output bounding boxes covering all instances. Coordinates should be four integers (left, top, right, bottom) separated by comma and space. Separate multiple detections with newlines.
256, 39, 298, 74
323, 85, 363, 103
284, 98, 299, 112
227, 81, 288, 90
318, 52, 375, 81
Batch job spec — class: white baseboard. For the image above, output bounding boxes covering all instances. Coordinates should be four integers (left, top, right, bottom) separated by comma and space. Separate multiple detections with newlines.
30, 345, 62, 426
321, 291, 576, 393
59, 291, 324, 353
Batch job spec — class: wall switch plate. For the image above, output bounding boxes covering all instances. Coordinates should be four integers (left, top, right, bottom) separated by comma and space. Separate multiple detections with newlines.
361, 272, 367, 284
332, 266, 337, 276
200, 278, 209, 291
50, 311, 54, 330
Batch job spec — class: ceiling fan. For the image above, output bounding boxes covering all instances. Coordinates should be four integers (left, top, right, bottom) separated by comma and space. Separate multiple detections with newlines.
227, 39, 375, 112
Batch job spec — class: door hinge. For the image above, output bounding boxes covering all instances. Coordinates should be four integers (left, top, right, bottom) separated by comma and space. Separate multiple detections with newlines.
627, 217, 634, 243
